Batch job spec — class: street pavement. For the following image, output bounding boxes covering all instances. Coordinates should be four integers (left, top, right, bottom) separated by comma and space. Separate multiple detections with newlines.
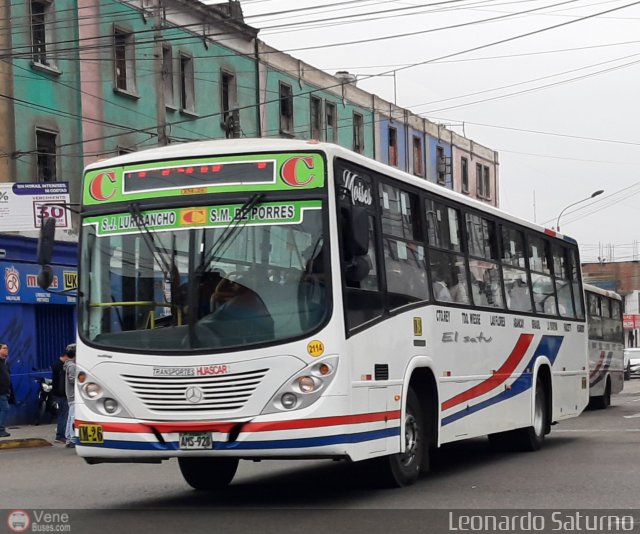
0, 422, 56, 450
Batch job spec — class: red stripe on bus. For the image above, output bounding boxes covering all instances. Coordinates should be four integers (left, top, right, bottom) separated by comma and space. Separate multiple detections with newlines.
74, 410, 401, 435
242, 411, 401, 432
589, 351, 606, 380
441, 333, 534, 411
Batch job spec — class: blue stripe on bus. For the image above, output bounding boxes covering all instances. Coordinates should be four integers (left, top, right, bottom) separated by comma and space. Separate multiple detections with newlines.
77, 427, 401, 451
442, 335, 564, 426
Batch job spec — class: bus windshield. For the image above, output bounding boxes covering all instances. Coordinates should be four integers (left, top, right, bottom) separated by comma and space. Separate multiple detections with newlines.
79, 199, 328, 352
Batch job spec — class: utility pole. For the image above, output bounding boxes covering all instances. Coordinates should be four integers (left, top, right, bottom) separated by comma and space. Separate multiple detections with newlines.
154, 0, 168, 146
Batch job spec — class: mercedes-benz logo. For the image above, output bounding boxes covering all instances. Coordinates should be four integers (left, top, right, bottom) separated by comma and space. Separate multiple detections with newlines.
185, 386, 204, 404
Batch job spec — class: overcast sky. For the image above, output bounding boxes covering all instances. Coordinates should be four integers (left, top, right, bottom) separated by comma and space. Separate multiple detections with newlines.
224, 0, 640, 263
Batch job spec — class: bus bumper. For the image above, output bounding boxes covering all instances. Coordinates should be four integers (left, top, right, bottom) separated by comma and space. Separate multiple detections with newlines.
73, 398, 402, 463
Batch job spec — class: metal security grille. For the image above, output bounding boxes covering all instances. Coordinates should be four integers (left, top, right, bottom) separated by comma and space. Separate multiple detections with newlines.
122, 369, 269, 412
35, 305, 76, 370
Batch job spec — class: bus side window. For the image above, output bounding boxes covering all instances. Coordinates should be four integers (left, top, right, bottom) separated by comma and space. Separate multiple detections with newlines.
344, 215, 384, 331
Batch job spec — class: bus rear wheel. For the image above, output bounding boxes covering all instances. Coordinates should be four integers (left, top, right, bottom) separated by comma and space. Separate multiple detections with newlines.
591, 378, 611, 410
371, 388, 424, 487
178, 457, 239, 491
489, 376, 548, 452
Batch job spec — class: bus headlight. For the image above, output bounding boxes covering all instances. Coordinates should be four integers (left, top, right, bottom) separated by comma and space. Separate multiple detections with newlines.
298, 376, 317, 393
280, 393, 297, 409
103, 398, 119, 414
262, 355, 339, 414
83, 383, 103, 399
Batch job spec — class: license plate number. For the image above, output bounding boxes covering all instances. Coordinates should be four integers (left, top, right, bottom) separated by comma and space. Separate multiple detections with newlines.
179, 432, 213, 450
78, 424, 104, 444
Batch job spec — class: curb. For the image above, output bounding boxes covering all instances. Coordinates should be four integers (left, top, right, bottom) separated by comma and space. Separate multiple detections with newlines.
0, 438, 52, 450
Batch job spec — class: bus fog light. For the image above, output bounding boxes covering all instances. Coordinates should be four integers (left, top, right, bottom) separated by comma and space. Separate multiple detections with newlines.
281, 393, 297, 409
103, 398, 118, 414
298, 376, 316, 393
84, 382, 102, 399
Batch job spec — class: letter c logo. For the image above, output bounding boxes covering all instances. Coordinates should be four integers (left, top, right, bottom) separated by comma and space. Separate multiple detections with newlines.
281, 157, 315, 187
89, 172, 117, 201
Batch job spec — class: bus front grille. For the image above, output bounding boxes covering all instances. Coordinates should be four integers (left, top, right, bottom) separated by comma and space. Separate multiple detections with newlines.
121, 368, 269, 412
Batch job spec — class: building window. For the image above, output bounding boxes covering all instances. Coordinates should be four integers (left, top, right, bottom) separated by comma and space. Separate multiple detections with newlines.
179, 54, 195, 113
31, 0, 53, 66
461, 157, 469, 193
279, 82, 294, 134
162, 45, 173, 107
114, 28, 136, 93
310, 96, 322, 140
353, 112, 364, 154
436, 146, 446, 184
221, 71, 237, 137
483, 166, 491, 199
388, 127, 398, 167
477, 163, 491, 199
325, 101, 337, 142
36, 129, 57, 182
413, 136, 423, 177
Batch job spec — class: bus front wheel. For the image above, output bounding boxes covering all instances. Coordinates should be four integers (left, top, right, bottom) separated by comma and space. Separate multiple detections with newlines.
372, 388, 424, 487
178, 457, 239, 491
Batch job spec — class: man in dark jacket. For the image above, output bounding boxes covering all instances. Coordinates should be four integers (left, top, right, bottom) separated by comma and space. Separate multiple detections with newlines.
52, 346, 72, 444
0, 342, 12, 438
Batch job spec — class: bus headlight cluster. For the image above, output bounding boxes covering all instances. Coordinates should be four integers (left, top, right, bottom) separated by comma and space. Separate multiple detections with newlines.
263, 355, 339, 414
78, 369, 131, 418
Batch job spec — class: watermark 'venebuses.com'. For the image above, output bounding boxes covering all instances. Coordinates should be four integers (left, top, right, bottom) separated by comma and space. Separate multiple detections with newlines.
7, 510, 72, 532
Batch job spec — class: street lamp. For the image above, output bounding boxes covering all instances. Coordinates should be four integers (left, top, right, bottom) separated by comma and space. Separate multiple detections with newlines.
556, 189, 604, 232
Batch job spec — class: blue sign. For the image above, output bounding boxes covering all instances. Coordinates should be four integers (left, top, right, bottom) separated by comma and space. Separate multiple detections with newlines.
0, 261, 76, 305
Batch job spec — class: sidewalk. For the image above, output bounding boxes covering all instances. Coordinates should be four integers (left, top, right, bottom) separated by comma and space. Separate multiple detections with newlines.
0, 423, 57, 450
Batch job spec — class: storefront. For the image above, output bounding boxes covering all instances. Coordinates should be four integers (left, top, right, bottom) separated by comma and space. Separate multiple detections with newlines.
0, 234, 77, 426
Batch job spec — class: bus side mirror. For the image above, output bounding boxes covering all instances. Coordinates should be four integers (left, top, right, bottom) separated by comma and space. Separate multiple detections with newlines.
37, 265, 54, 290
37, 217, 56, 266
348, 206, 369, 257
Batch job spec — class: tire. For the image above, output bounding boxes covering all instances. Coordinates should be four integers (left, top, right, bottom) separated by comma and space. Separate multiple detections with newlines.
591, 379, 611, 410
370, 388, 425, 487
489, 376, 548, 452
625, 363, 631, 381
178, 457, 239, 491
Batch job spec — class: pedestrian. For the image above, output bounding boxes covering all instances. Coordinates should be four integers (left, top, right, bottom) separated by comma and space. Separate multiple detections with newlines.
0, 342, 14, 438
63, 344, 76, 448
52, 345, 72, 444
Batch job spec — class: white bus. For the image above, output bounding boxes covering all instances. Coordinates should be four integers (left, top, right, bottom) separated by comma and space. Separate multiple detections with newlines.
39, 139, 589, 488
584, 284, 624, 408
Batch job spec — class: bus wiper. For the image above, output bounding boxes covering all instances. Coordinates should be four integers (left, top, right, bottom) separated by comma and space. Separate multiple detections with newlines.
128, 203, 176, 284
198, 193, 264, 273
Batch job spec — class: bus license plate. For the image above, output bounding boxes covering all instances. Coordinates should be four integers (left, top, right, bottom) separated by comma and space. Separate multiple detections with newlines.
179, 432, 213, 450
78, 424, 104, 444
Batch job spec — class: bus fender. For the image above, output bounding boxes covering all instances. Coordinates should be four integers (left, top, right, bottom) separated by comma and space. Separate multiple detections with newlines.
398, 356, 439, 453
531, 356, 552, 426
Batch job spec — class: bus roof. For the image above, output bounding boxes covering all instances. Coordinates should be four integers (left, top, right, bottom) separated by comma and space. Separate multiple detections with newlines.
84, 138, 577, 246
584, 283, 622, 301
